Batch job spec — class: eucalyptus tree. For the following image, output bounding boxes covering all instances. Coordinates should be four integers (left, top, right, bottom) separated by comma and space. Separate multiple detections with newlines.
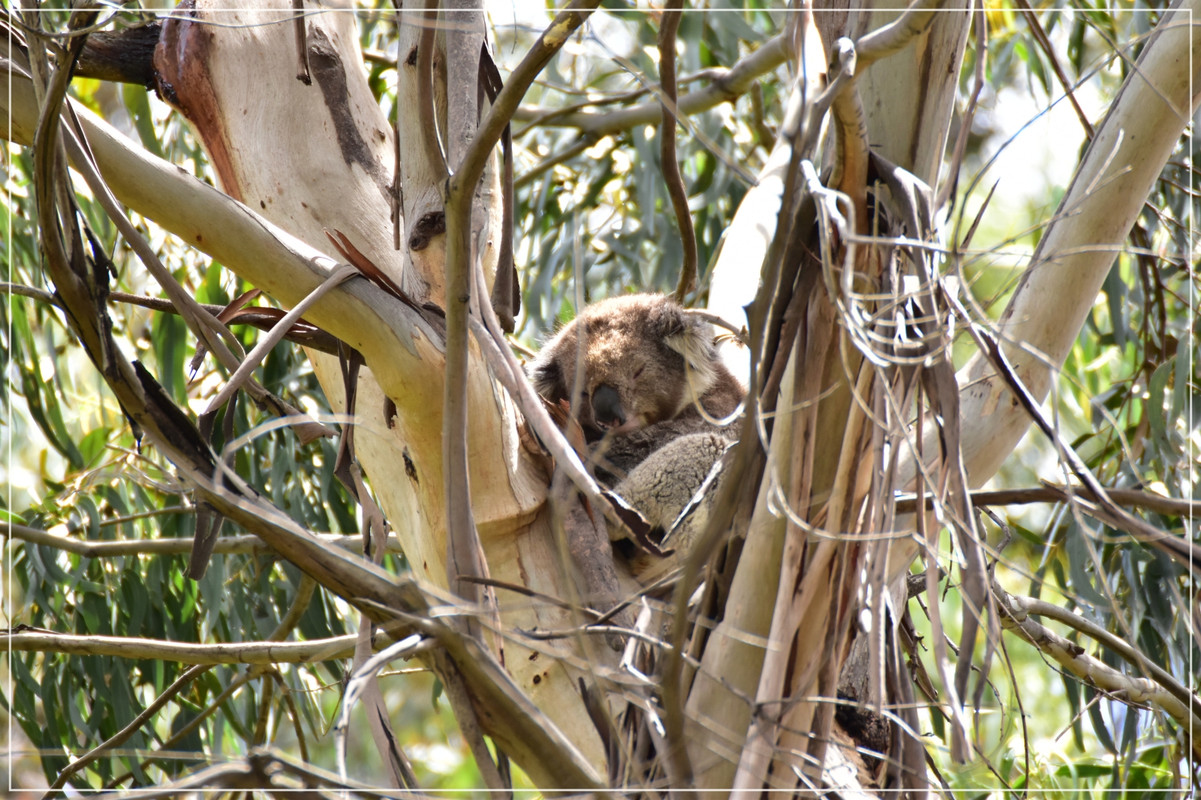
2, 0, 1197, 794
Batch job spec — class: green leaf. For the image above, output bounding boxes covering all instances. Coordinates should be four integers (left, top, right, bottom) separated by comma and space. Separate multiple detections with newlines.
1084, 686, 1116, 754
152, 311, 189, 404
1145, 360, 1172, 453
1170, 336, 1189, 424
1064, 522, 1108, 608
123, 84, 165, 160
1103, 261, 1127, 350
1061, 671, 1084, 750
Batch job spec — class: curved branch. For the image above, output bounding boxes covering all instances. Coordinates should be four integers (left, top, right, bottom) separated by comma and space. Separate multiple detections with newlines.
458, 0, 601, 188
657, 0, 697, 303
998, 588, 1201, 721
995, 585, 1201, 750
855, 0, 942, 71
440, 0, 599, 602
514, 33, 791, 135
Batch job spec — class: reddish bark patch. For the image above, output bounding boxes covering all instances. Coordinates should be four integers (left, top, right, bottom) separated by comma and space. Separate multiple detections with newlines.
153, 1, 242, 202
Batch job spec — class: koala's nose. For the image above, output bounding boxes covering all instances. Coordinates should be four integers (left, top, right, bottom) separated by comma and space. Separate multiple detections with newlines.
591, 384, 625, 429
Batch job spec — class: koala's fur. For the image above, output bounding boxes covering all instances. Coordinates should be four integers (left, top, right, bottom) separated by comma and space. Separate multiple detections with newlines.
529, 293, 744, 485
615, 429, 729, 551
530, 294, 744, 583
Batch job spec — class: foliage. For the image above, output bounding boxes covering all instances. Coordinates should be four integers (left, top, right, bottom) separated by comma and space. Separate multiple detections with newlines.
1, 1, 1196, 794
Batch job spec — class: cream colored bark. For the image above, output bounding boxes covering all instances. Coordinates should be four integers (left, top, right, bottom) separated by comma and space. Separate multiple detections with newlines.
2, 0, 606, 781
156, 1, 606, 774
949, 0, 1201, 489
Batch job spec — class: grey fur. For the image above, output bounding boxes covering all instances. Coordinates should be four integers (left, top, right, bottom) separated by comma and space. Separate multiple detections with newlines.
529, 294, 746, 583
614, 431, 731, 549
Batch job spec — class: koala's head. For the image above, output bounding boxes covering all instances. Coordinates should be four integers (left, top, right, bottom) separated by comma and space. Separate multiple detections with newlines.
529, 294, 720, 442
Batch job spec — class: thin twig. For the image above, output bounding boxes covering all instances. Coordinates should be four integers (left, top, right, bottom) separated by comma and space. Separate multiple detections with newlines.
514, 134, 598, 189
102, 667, 261, 789
1, 284, 345, 354
515, 59, 760, 133
895, 483, 1197, 518
48, 664, 211, 792
58, 107, 333, 442
6, 628, 359, 665
1014, 0, 1095, 138
936, 1, 987, 211
202, 264, 356, 415
3, 519, 403, 557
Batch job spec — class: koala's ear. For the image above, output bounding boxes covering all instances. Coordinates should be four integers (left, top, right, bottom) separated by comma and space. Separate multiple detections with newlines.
529, 351, 566, 401
661, 306, 718, 389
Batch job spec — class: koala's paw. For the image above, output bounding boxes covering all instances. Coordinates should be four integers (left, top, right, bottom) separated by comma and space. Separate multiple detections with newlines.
615, 431, 728, 543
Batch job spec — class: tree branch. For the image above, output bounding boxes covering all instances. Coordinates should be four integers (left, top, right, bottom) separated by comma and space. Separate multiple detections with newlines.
440, 0, 599, 605
73, 22, 161, 86
2, 519, 403, 558
895, 484, 1197, 518
854, 0, 942, 71
7, 629, 359, 665
657, 0, 697, 303
513, 33, 791, 135
994, 584, 1201, 751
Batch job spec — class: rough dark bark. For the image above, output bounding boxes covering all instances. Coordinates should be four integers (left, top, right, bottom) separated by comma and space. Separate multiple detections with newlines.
75, 24, 162, 86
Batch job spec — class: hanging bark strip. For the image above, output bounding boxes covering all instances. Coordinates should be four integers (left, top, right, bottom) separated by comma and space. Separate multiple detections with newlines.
478, 42, 519, 332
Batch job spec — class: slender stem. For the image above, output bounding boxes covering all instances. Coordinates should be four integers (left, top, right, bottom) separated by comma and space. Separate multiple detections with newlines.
441, 0, 600, 610
513, 33, 791, 136
659, 0, 697, 304
7, 629, 359, 665
48, 664, 212, 792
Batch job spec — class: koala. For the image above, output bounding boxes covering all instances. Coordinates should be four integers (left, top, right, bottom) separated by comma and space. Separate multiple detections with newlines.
530, 294, 745, 588
529, 293, 744, 486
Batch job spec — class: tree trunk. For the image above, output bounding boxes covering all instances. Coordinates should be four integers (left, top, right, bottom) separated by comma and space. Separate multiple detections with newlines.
152, 0, 611, 780
3, 0, 1198, 793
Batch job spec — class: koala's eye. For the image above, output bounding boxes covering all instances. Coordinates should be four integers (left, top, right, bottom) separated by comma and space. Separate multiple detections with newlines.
632, 365, 645, 381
